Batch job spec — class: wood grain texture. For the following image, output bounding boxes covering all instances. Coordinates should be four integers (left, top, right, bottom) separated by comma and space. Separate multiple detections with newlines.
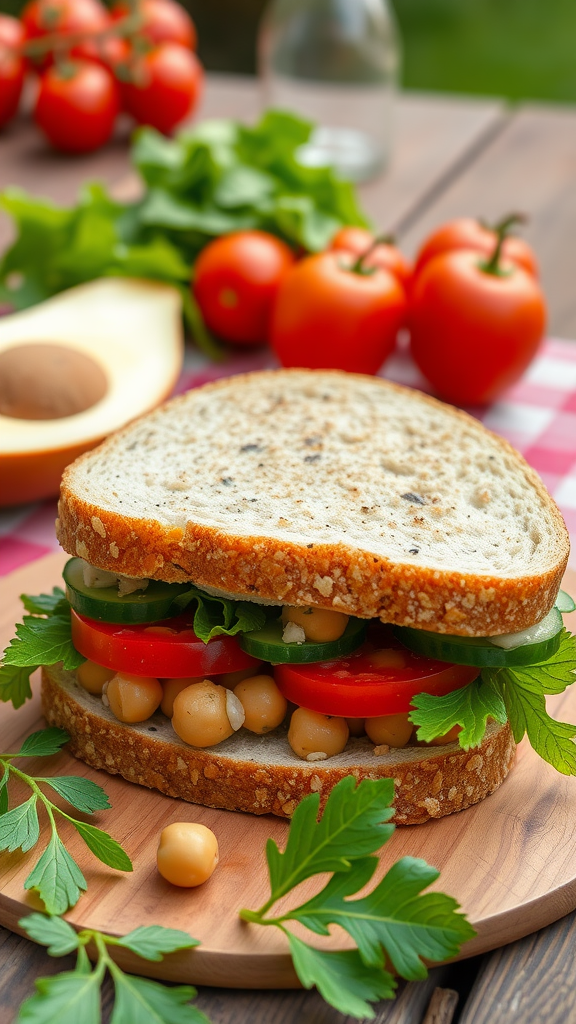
421, 988, 459, 1024
1, 552, 575, 988
459, 909, 576, 1024
399, 104, 576, 337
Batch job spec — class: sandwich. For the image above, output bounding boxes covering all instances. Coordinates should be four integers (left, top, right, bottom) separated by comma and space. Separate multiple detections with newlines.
3, 369, 575, 824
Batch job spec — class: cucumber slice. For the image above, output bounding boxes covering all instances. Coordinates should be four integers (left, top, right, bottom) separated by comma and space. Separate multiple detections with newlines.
238, 614, 367, 664
394, 607, 563, 668
63, 557, 190, 624
556, 589, 576, 614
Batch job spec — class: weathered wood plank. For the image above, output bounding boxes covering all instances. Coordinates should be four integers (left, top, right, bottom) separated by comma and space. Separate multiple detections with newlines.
399, 105, 576, 337
459, 909, 576, 1024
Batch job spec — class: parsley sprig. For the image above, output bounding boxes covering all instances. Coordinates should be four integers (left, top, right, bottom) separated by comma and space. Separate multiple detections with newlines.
409, 629, 576, 773
0, 728, 131, 914
0, 587, 84, 709
240, 777, 475, 1019
17, 914, 208, 1024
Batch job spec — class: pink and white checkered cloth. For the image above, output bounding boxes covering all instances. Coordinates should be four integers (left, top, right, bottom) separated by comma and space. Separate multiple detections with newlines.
2, 337, 576, 576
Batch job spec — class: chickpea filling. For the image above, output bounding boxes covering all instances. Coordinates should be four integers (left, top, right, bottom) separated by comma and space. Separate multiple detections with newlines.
73, 601, 466, 759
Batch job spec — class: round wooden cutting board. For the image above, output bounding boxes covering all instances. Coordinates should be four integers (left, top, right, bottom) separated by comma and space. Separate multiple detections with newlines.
1, 552, 576, 988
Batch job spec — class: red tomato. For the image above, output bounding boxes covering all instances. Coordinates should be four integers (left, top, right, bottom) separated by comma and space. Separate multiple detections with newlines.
0, 18, 25, 128
275, 628, 477, 717
121, 42, 202, 134
21, 0, 110, 70
112, 0, 196, 50
414, 216, 539, 280
330, 226, 413, 292
410, 249, 547, 405
193, 231, 295, 346
0, 13, 25, 49
34, 60, 119, 153
75, 31, 130, 71
271, 251, 407, 375
71, 610, 261, 678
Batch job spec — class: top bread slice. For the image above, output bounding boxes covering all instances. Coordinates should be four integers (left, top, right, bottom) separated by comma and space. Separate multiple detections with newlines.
56, 369, 569, 636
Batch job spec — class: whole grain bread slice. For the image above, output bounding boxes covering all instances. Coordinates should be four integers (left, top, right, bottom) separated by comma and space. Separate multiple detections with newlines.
56, 369, 569, 636
42, 664, 516, 824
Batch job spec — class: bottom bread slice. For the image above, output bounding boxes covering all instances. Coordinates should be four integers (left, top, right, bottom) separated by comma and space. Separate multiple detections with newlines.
42, 664, 516, 824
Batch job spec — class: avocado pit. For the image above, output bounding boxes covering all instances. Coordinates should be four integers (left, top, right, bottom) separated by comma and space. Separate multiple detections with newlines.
0, 342, 108, 420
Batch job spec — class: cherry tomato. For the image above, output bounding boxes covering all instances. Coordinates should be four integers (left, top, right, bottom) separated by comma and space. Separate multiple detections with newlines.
71, 610, 262, 678
329, 226, 413, 292
193, 231, 295, 346
274, 627, 478, 717
112, 0, 196, 50
271, 251, 407, 374
414, 216, 539, 280
34, 60, 119, 153
409, 249, 547, 406
121, 42, 202, 134
0, 17, 25, 129
21, 0, 110, 70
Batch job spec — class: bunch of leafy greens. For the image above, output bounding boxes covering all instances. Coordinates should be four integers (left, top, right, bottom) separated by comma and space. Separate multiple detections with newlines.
409, 629, 576, 774
240, 776, 475, 1019
0, 728, 131, 915
0, 585, 266, 710
0, 111, 368, 354
17, 915, 207, 1024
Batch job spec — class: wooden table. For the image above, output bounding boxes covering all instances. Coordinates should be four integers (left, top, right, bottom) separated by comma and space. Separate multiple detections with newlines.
2, 74, 576, 1024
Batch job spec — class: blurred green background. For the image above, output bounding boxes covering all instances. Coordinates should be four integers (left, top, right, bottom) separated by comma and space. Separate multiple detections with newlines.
3, 0, 576, 102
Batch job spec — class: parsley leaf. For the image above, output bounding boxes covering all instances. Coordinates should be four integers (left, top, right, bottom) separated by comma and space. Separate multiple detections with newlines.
109, 969, 210, 1024
0, 795, 40, 853
20, 588, 68, 616
173, 586, 266, 643
410, 678, 507, 749
286, 855, 475, 979
241, 776, 475, 1018
502, 628, 576, 695
16, 969, 102, 1024
3, 613, 84, 671
39, 775, 111, 814
0, 663, 35, 709
20, 913, 80, 957
15, 728, 70, 759
483, 666, 576, 774
286, 935, 396, 1019
18, 915, 204, 1024
117, 926, 199, 961
264, 776, 395, 904
68, 819, 133, 872
25, 833, 88, 915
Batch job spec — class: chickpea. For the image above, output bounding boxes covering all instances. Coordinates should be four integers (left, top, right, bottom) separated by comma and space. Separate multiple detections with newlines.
76, 660, 114, 695
157, 822, 219, 887
369, 649, 406, 670
172, 680, 239, 747
427, 724, 462, 746
282, 606, 349, 643
233, 674, 287, 734
288, 707, 349, 760
217, 663, 264, 690
346, 717, 366, 737
161, 677, 207, 718
104, 673, 162, 723
365, 712, 414, 748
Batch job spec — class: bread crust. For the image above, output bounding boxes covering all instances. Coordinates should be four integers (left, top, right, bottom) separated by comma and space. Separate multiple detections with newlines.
42, 665, 516, 825
56, 370, 569, 637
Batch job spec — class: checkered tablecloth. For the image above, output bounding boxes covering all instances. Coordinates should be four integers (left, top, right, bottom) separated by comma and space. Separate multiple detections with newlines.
2, 337, 576, 576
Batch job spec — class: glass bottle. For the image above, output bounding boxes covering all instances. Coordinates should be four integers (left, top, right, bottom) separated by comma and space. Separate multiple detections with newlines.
258, 0, 402, 182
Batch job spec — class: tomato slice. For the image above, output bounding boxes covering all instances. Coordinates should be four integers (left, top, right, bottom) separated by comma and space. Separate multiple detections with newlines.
274, 626, 479, 717
70, 610, 262, 678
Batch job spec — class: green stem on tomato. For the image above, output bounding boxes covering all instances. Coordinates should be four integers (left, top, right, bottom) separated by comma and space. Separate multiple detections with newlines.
478, 212, 528, 277
350, 233, 395, 275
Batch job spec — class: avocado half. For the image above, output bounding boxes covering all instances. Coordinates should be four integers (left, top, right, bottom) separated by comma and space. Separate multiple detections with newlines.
0, 278, 183, 506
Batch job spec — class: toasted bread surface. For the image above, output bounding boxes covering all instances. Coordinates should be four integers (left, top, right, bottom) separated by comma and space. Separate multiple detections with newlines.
56, 369, 569, 636
42, 664, 515, 825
